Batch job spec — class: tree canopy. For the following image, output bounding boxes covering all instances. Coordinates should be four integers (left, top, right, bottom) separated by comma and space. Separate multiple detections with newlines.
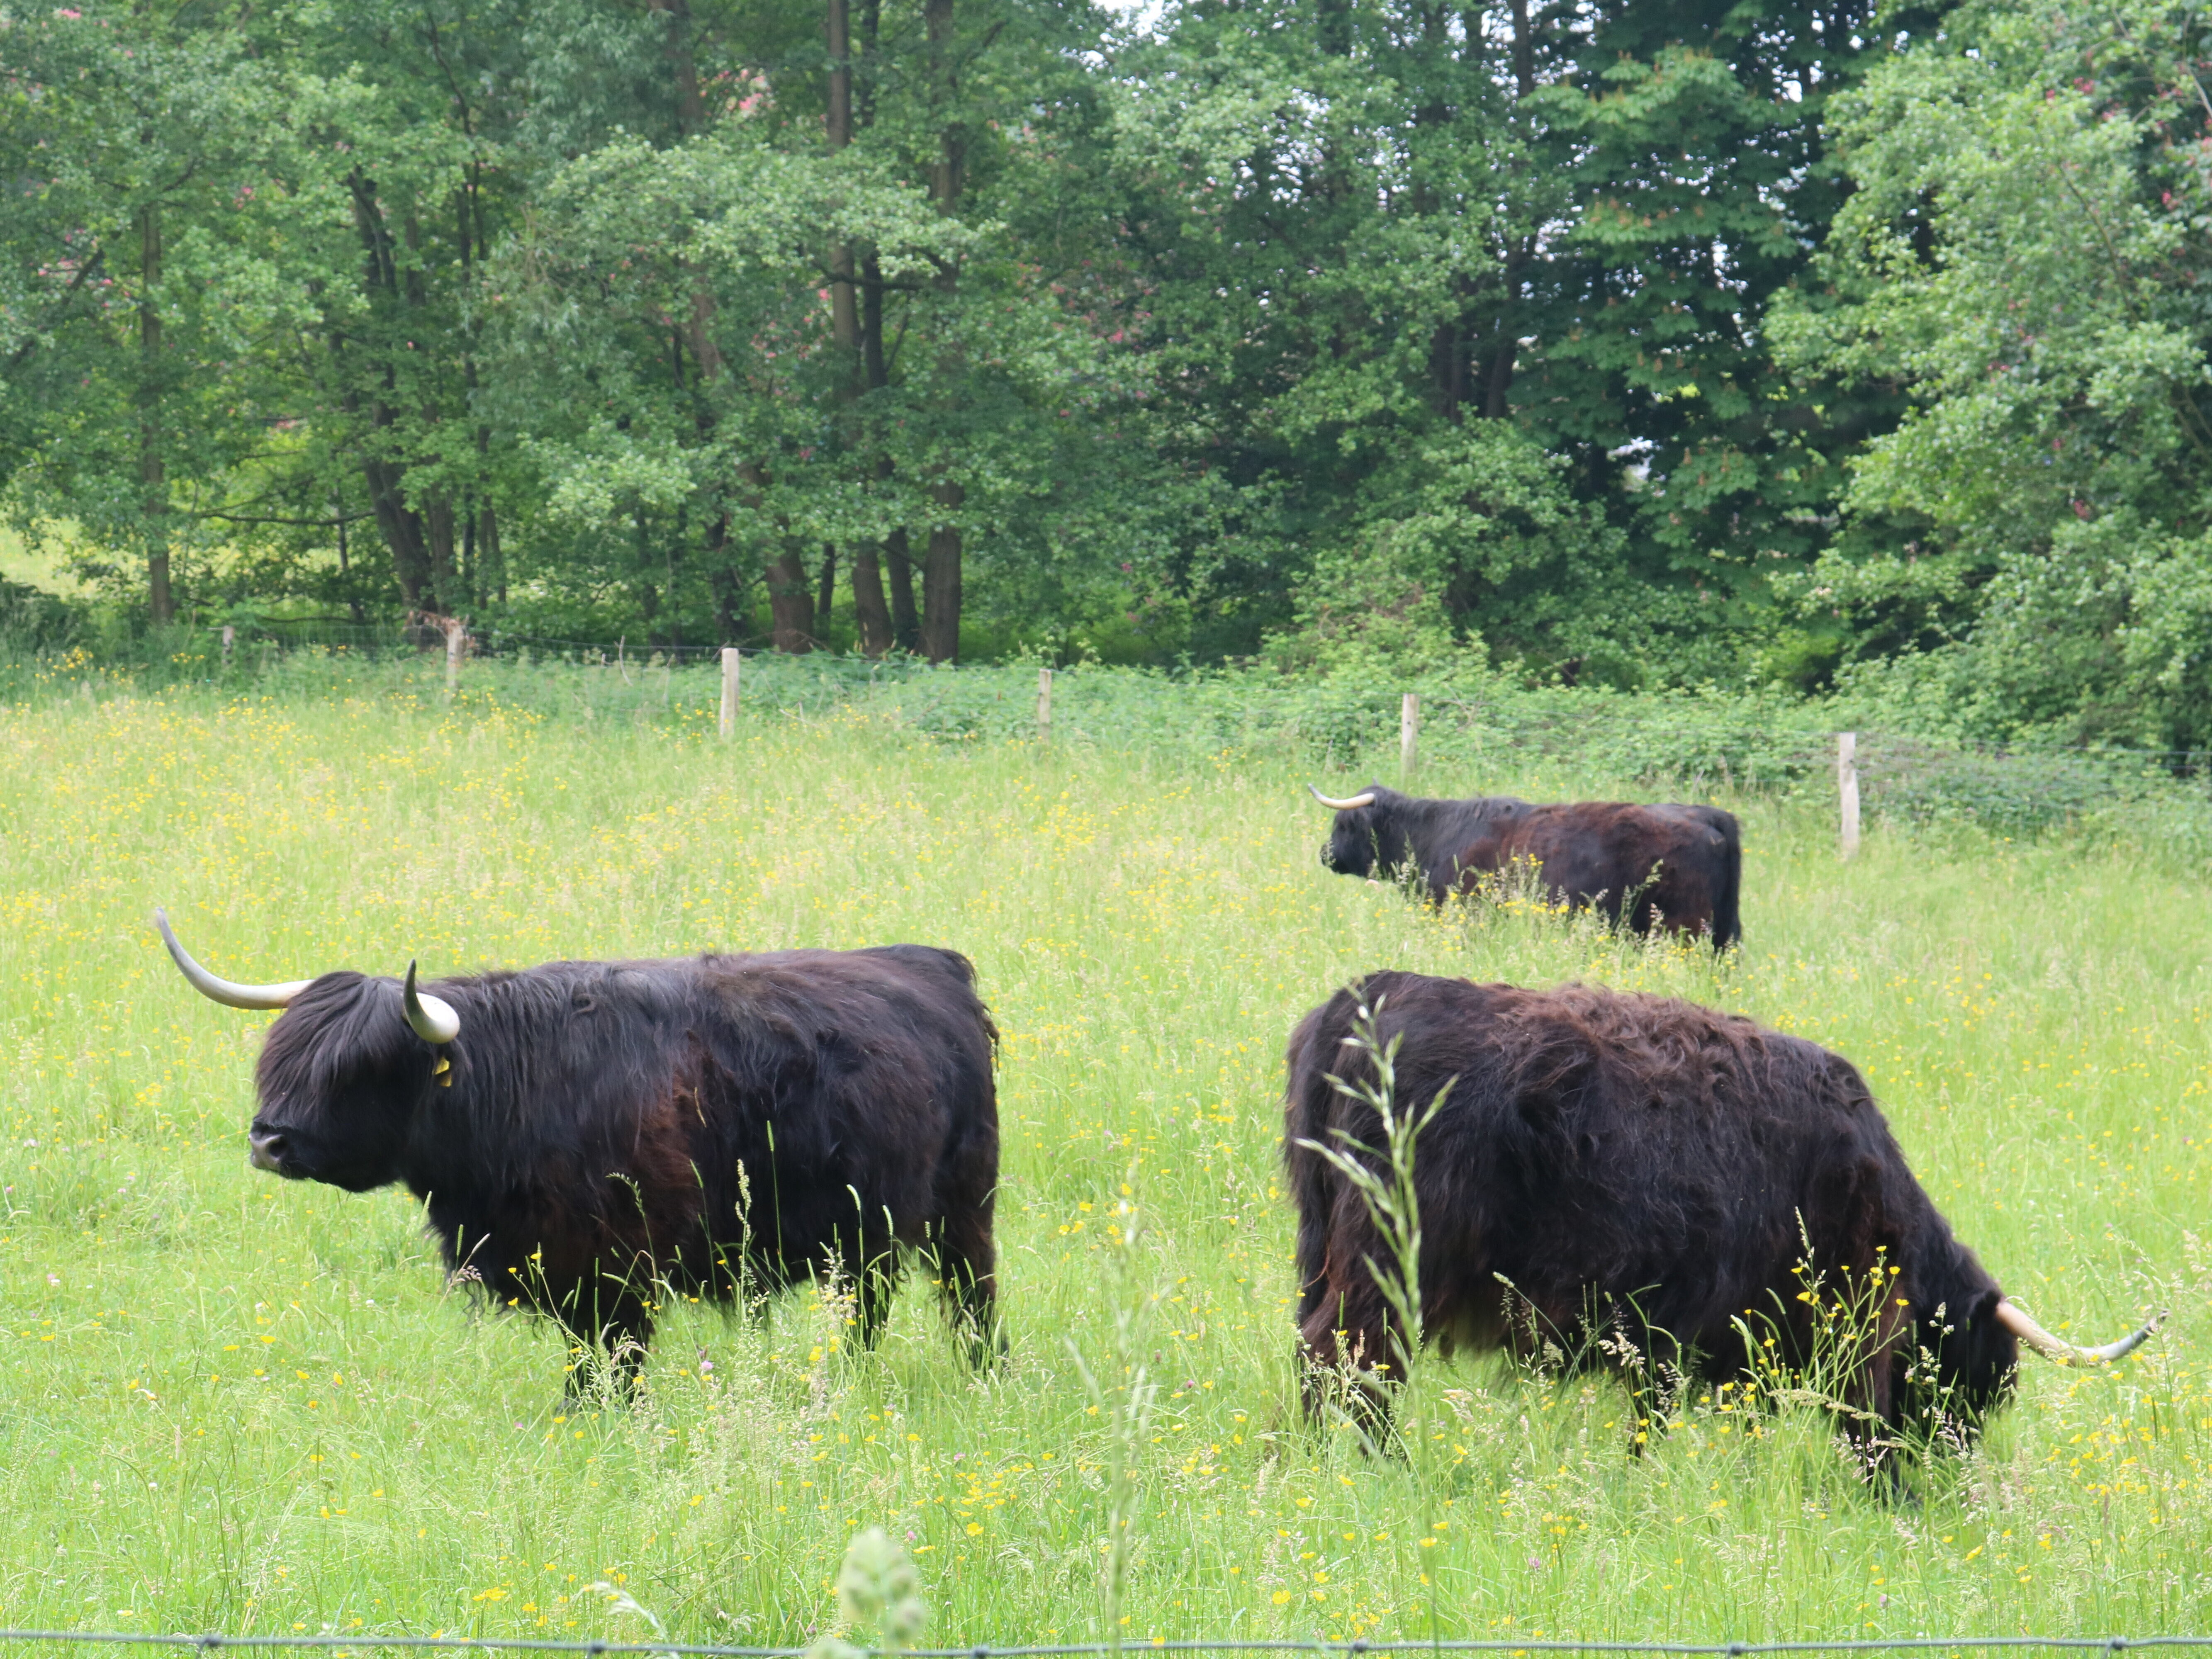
5, 0, 2210, 744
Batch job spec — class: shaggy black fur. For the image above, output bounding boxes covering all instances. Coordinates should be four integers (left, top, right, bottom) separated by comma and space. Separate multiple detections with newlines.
249, 947, 1000, 1384
1317, 786, 1742, 949
1285, 973, 2022, 1462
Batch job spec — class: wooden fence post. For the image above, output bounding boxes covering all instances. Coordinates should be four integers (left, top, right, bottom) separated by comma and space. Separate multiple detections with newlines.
720, 647, 740, 741
444, 620, 465, 701
220, 625, 234, 665
1037, 667, 1053, 741
1400, 692, 1420, 784
1837, 731, 1860, 860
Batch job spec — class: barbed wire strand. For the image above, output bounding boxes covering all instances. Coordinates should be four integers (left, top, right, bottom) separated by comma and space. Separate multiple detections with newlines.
3, 1633, 2211, 1656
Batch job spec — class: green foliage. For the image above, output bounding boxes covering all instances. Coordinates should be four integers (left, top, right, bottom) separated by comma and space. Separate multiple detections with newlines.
0, 579, 81, 652
0, 6, 303, 608
7, 0, 2212, 745
1772, 0, 2212, 746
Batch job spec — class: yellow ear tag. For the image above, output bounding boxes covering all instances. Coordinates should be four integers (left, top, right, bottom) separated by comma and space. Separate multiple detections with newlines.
434, 1056, 452, 1087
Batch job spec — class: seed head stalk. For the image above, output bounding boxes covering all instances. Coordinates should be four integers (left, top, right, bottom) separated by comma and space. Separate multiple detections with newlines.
1296, 993, 1453, 1631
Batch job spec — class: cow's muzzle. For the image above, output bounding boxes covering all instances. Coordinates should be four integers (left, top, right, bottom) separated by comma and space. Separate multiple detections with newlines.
248, 1126, 302, 1177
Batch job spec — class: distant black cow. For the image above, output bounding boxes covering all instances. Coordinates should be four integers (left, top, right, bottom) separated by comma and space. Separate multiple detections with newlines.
1285, 972, 2159, 1461
156, 910, 1001, 1387
1309, 784, 1742, 950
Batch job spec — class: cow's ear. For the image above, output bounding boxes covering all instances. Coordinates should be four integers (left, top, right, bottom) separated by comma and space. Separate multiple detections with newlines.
1970, 1287, 2008, 1332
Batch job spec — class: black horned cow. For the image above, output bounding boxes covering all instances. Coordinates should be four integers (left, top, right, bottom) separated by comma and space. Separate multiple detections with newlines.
1309, 783, 1743, 950
156, 910, 1002, 1387
1286, 971, 2160, 1461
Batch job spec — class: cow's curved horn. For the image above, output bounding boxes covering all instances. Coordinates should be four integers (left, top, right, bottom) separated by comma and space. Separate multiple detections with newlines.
402, 961, 461, 1045
1308, 785, 1378, 811
153, 908, 312, 1011
1994, 1297, 2166, 1365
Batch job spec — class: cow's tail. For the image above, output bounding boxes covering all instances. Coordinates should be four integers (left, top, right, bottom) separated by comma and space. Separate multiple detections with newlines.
1711, 813, 1744, 951
1283, 993, 1356, 1331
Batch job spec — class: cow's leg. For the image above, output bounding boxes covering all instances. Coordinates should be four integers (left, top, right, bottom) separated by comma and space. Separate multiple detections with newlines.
931, 1202, 1002, 1368
852, 1229, 903, 1351
554, 1303, 654, 1403
547, 1252, 657, 1403
598, 1299, 655, 1398
1843, 1305, 1915, 1499
1297, 1273, 1396, 1443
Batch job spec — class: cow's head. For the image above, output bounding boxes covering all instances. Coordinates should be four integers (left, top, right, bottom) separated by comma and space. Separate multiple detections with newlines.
154, 909, 460, 1192
1901, 1234, 2163, 1438
1904, 1279, 2019, 1433
1307, 785, 1407, 878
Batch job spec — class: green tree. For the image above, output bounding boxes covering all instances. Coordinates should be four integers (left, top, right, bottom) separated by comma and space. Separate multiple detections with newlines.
1096, 0, 1901, 681
1772, 0, 2212, 745
483, 0, 1126, 657
0, 9, 299, 624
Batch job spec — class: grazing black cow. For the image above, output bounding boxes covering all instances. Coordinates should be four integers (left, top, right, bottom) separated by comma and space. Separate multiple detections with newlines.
1285, 972, 2159, 1462
1308, 784, 1742, 950
156, 910, 1001, 1387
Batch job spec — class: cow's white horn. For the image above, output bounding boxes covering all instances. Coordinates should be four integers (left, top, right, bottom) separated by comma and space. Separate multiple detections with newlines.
402, 961, 461, 1045
153, 907, 312, 1011
1994, 1297, 2166, 1365
1308, 785, 1378, 811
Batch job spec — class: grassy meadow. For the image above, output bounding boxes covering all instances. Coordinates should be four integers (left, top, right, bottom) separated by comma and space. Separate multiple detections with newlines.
1, 654, 2208, 1647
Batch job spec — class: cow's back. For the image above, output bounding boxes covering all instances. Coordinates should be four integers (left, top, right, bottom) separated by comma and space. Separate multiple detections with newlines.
1287, 973, 1905, 1358
681, 947, 998, 1184
1445, 800, 1739, 944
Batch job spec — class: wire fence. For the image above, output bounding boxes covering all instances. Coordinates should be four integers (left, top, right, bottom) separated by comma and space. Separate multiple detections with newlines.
13, 611, 2212, 846
4, 1635, 2212, 1657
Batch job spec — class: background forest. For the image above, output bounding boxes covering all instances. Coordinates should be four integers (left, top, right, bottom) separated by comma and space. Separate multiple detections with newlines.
7, 0, 2212, 749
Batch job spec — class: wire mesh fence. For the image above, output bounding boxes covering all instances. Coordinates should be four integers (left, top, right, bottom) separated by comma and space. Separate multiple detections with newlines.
11, 613, 2212, 844
5, 1635, 2212, 1657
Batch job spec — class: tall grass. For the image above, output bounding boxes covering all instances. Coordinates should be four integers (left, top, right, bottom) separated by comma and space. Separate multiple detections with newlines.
12, 639, 2212, 847
0, 654, 2207, 1644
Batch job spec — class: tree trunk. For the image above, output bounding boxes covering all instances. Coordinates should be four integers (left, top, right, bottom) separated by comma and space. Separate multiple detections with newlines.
851, 540, 893, 655
343, 173, 445, 610
921, 484, 963, 662
919, 0, 964, 662
706, 516, 748, 642
817, 542, 839, 626
1480, 0, 1538, 423
768, 547, 815, 651
853, 230, 904, 651
820, 0, 869, 656
885, 527, 920, 650
826, 0, 858, 354
925, 0, 966, 208
633, 507, 660, 636
426, 493, 459, 611
335, 500, 368, 625
360, 455, 431, 608
138, 201, 172, 626
741, 462, 814, 651
651, 0, 707, 136
478, 502, 502, 605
